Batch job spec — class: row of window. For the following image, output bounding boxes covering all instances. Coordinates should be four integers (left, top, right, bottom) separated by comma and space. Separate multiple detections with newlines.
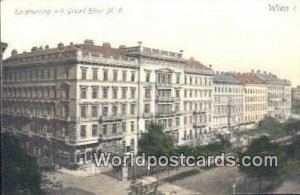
184, 89, 212, 98
81, 67, 136, 82
215, 96, 243, 104
80, 103, 137, 118
245, 105, 267, 112
214, 86, 243, 93
245, 114, 266, 122
183, 101, 212, 111
80, 86, 138, 99
2, 87, 56, 99
80, 121, 135, 138
3, 68, 65, 83
2, 104, 55, 117
245, 88, 267, 94
184, 76, 212, 86
183, 128, 209, 141
245, 96, 267, 102
215, 105, 243, 114
214, 116, 243, 125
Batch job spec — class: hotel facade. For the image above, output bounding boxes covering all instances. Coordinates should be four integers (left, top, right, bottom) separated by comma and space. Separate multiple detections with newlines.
2, 40, 214, 166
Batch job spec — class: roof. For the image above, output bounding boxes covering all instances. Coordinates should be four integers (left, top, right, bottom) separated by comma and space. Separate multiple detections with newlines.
4, 42, 126, 61
232, 73, 266, 85
213, 74, 242, 84
256, 73, 287, 85
184, 59, 214, 75
5, 45, 78, 60
79, 44, 126, 57
185, 59, 210, 70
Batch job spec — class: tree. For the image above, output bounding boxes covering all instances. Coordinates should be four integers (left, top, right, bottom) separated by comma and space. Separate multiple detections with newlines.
284, 118, 300, 135
138, 123, 175, 157
239, 136, 284, 191
1, 133, 42, 194
256, 116, 283, 135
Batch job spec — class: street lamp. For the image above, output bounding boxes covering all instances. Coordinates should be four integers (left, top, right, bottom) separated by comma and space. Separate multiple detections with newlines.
232, 183, 236, 195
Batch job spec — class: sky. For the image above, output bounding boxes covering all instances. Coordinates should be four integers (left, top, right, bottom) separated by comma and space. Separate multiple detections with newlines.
2, 0, 300, 86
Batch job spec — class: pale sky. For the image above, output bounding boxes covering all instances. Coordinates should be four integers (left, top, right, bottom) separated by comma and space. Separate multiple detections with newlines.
2, 0, 300, 86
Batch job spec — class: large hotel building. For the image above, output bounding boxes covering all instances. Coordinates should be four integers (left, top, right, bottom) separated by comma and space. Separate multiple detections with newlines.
1, 40, 291, 166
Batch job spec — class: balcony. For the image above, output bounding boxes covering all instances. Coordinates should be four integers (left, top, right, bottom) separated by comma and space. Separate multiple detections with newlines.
99, 132, 124, 142
143, 113, 154, 118
99, 115, 123, 123
193, 111, 206, 115
156, 96, 175, 102
193, 122, 207, 128
40, 132, 53, 139
41, 114, 51, 121
156, 111, 176, 118
163, 126, 178, 133
155, 83, 173, 88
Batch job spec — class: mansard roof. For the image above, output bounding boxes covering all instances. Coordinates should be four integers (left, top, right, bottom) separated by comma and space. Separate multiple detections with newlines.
232, 73, 266, 85
213, 74, 242, 84
184, 59, 214, 75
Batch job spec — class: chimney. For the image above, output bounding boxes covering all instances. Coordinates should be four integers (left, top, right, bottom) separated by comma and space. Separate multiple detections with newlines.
11, 49, 18, 56
216, 71, 219, 75
84, 39, 94, 45
138, 41, 142, 47
57, 42, 64, 50
102, 42, 111, 48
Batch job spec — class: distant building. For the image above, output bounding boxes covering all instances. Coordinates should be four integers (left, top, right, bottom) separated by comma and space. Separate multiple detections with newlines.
293, 85, 300, 100
254, 70, 292, 121
292, 86, 300, 116
232, 73, 268, 126
213, 73, 244, 133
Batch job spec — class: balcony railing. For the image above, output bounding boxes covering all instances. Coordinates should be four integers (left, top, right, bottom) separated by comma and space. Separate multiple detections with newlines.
40, 132, 53, 139
156, 96, 175, 102
99, 132, 124, 141
155, 83, 173, 88
156, 111, 176, 117
193, 111, 206, 115
193, 122, 207, 128
99, 115, 124, 123
143, 113, 154, 118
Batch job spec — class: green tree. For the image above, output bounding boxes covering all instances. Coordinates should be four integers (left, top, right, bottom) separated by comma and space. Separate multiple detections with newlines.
138, 123, 175, 157
1, 133, 42, 194
256, 116, 283, 135
281, 136, 300, 174
284, 118, 300, 135
239, 136, 284, 191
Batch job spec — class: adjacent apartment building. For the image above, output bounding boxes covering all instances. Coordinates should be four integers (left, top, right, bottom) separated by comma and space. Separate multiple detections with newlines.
232, 73, 268, 127
2, 40, 214, 166
254, 70, 292, 121
213, 73, 244, 133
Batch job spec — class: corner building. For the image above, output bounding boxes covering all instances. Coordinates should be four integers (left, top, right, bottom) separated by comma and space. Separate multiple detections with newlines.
2, 40, 214, 166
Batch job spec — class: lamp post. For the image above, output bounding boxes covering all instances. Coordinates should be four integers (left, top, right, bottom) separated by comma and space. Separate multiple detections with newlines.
232, 183, 236, 195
